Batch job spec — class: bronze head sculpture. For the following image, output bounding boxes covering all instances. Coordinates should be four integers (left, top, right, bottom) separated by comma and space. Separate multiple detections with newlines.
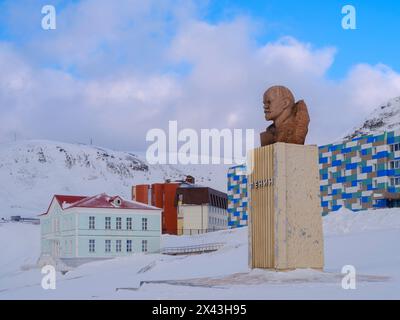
260, 85, 310, 147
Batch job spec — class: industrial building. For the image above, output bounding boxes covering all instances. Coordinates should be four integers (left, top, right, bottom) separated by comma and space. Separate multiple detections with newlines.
132, 176, 195, 235
227, 165, 248, 228
176, 185, 228, 235
319, 130, 400, 215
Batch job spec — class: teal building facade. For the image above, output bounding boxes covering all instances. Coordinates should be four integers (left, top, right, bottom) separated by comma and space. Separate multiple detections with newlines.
39, 194, 161, 266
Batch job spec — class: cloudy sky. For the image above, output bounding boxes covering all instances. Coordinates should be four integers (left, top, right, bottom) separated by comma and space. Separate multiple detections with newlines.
1, 0, 400, 151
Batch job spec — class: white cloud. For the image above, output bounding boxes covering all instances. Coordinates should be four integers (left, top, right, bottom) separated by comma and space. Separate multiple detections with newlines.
1, 1, 400, 150
257, 37, 336, 77
341, 63, 400, 112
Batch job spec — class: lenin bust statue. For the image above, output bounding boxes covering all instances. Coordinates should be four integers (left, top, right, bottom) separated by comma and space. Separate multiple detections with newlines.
260, 86, 310, 147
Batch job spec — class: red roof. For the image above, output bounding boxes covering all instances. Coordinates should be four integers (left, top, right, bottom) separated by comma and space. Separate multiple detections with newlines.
55, 195, 87, 206
39, 193, 160, 216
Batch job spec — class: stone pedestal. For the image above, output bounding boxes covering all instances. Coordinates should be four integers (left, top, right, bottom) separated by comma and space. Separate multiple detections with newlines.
247, 143, 324, 270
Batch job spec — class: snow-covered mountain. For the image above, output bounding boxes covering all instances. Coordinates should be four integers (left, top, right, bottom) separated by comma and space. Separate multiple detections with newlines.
0, 140, 229, 218
344, 96, 400, 140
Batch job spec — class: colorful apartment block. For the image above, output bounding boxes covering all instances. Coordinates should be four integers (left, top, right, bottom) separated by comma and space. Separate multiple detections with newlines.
319, 130, 400, 215
227, 165, 248, 227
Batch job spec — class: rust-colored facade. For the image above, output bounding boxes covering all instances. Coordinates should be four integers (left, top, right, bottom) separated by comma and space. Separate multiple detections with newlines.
132, 182, 181, 235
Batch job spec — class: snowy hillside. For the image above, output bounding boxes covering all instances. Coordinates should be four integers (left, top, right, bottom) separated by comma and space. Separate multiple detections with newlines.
1, 208, 400, 299
0, 140, 229, 219
344, 96, 400, 140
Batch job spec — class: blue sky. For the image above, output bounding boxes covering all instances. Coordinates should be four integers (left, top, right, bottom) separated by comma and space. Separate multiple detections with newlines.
205, 0, 400, 78
1, 1, 399, 79
0, 0, 400, 150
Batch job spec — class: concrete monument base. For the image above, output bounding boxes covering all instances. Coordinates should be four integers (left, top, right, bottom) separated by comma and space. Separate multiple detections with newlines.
248, 142, 324, 270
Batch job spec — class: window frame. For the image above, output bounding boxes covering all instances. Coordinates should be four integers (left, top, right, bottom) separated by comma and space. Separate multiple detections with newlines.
89, 216, 95, 230
126, 217, 132, 230
142, 217, 148, 231
116, 239, 122, 252
89, 239, 95, 253
390, 143, 400, 152
390, 160, 400, 170
126, 240, 132, 252
105, 217, 111, 230
116, 217, 122, 230
142, 239, 148, 252
105, 239, 111, 253
391, 177, 400, 186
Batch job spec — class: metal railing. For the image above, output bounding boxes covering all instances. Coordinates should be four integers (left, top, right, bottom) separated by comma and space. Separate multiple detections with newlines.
160, 242, 225, 255
164, 228, 228, 236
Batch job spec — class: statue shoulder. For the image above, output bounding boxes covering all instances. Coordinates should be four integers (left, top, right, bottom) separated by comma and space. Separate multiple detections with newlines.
294, 100, 310, 123
266, 123, 276, 132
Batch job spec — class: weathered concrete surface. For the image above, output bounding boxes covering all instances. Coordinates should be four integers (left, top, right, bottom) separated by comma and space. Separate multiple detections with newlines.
248, 143, 324, 270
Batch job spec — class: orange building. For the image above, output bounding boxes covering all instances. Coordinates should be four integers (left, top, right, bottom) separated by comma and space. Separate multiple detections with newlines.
132, 176, 194, 235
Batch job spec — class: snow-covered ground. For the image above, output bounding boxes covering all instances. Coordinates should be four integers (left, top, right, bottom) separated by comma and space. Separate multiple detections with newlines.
0, 208, 399, 300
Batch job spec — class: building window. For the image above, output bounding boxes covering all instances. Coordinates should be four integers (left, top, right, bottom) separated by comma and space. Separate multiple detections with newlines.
89, 216, 95, 230
116, 217, 122, 230
391, 177, 400, 186
390, 160, 400, 169
126, 240, 132, 252
116, 240, 122, 252
105, 240, 111, 253
126, 217, 132, 230
105, 217, 111, 230
89, 239, 95, 253
390, 143, 400, 152
142, 240, 148, 252
142, 218, 148, 231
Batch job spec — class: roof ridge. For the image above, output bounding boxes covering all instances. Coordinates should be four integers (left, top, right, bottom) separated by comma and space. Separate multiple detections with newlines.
63, 194, 98, 210
40, 193, 162, 216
